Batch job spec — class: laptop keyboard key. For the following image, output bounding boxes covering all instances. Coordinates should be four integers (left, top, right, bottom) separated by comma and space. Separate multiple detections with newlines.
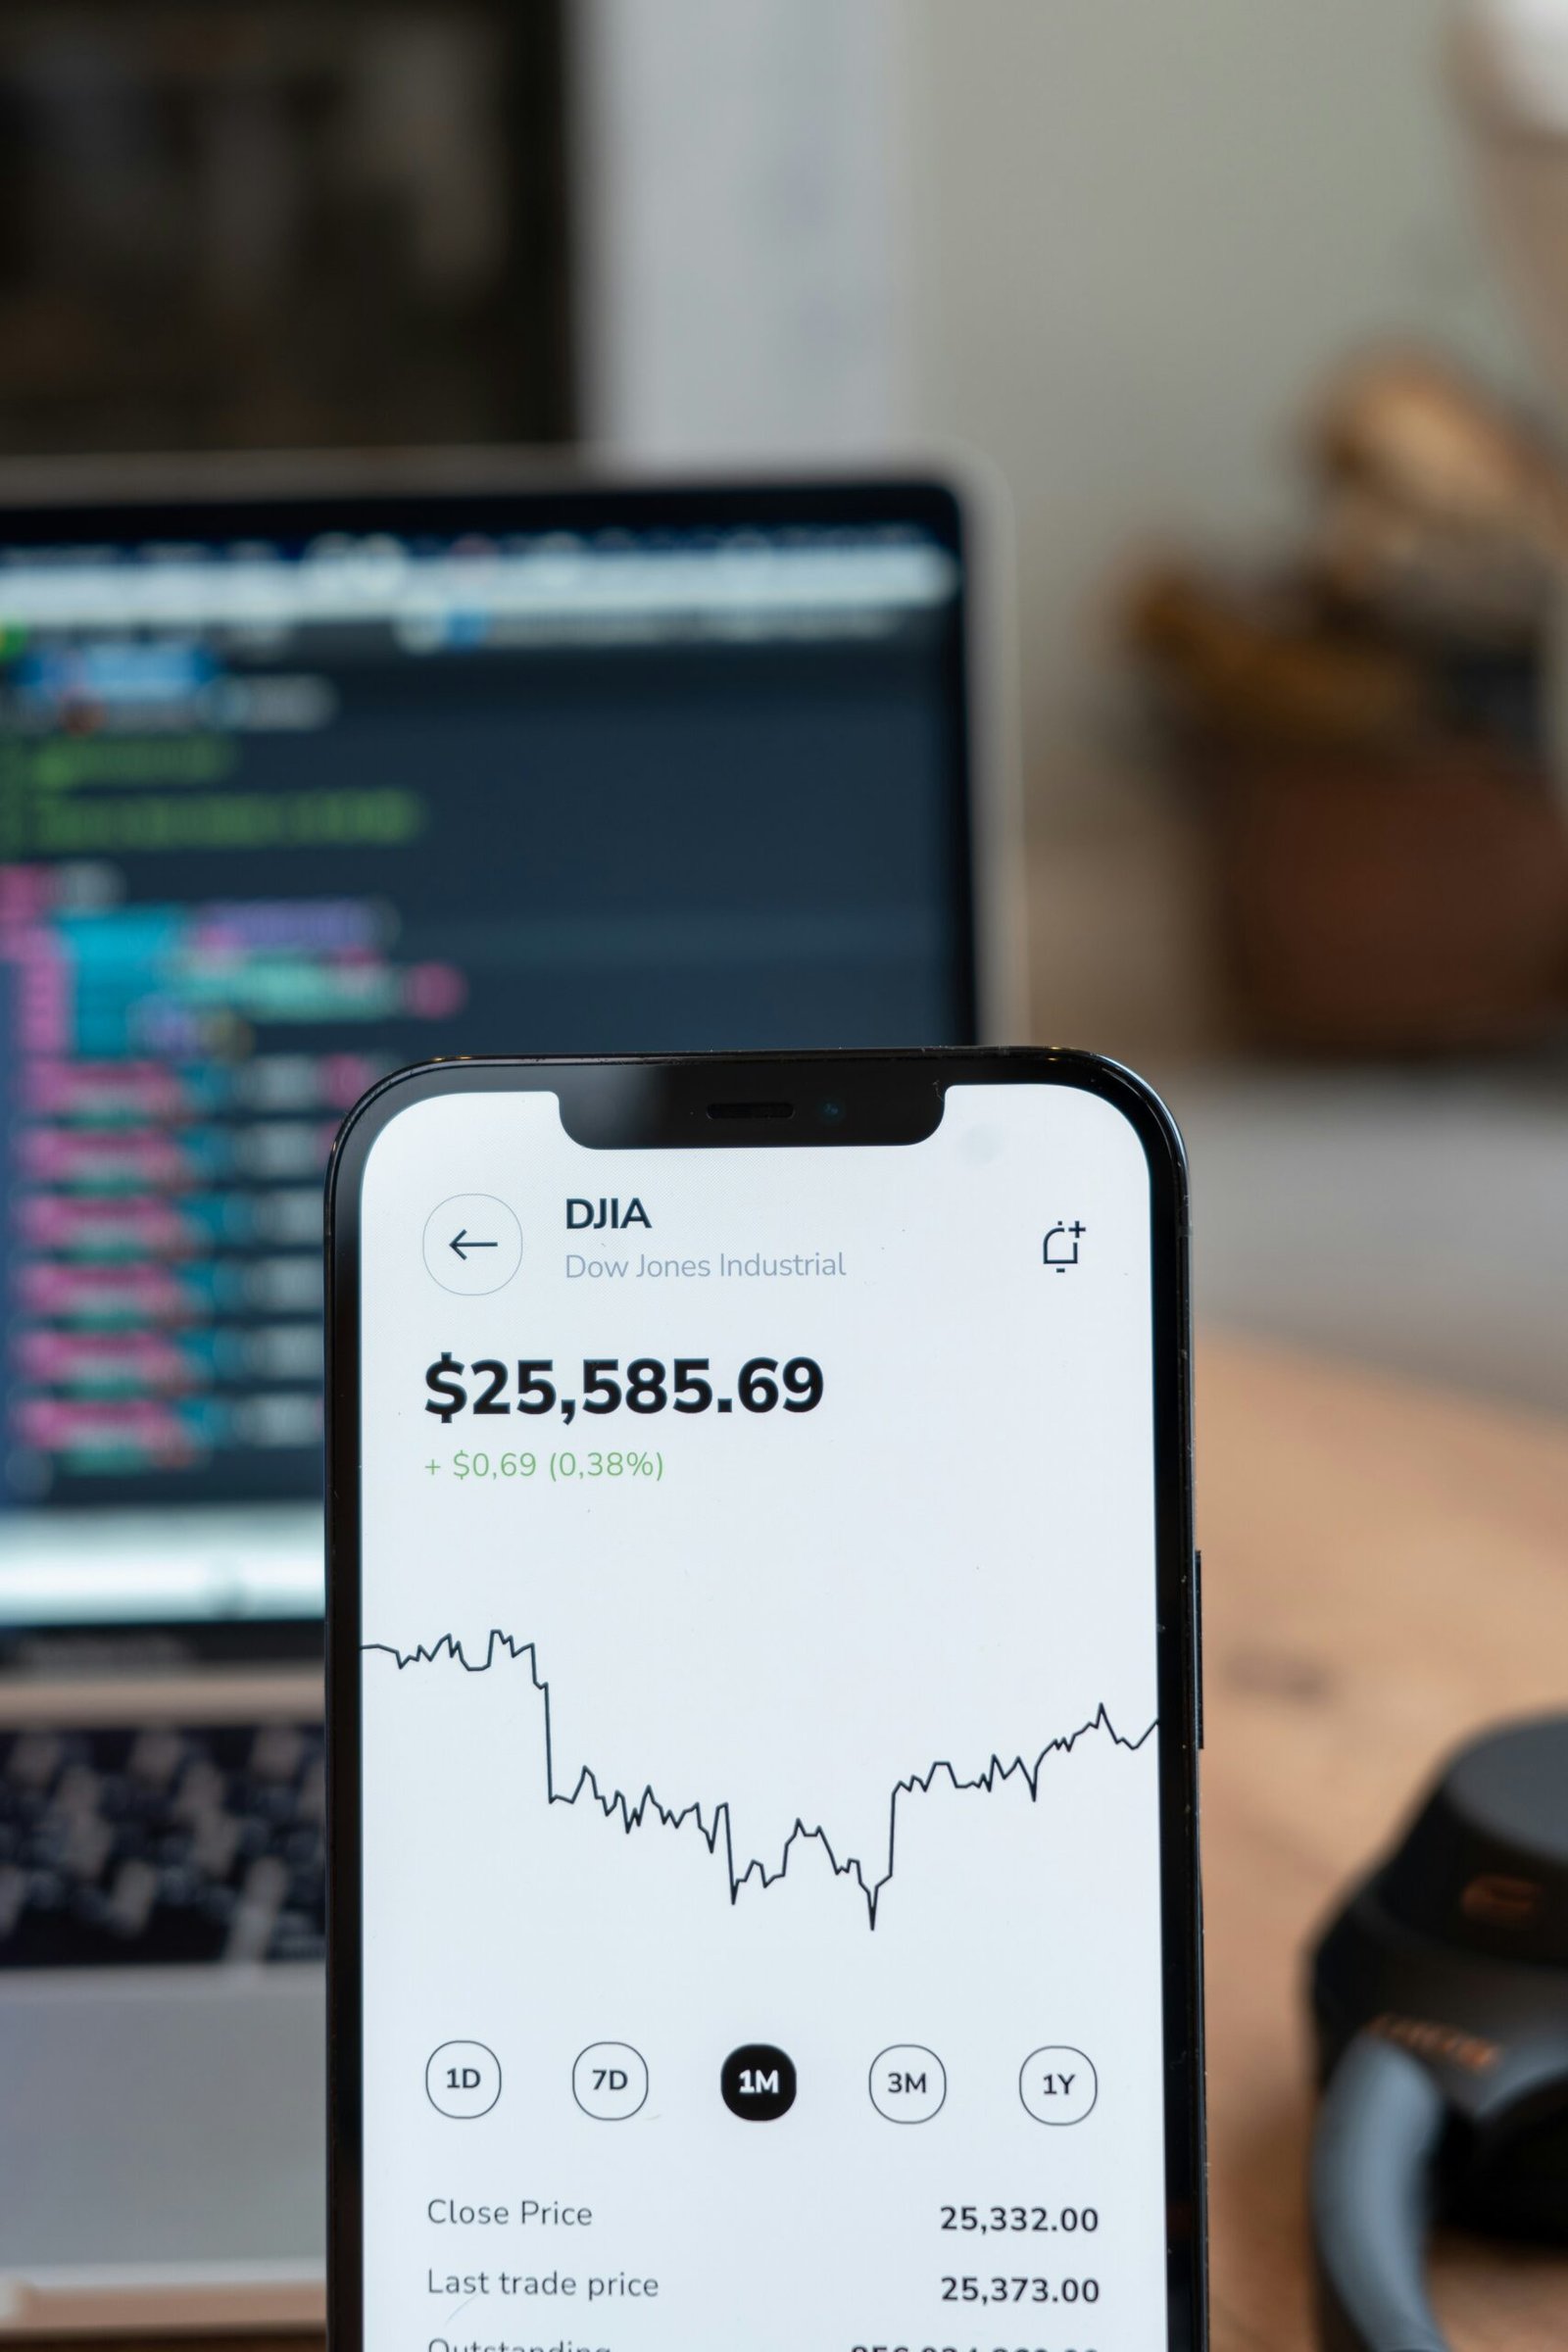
0, 1721, 323, 1969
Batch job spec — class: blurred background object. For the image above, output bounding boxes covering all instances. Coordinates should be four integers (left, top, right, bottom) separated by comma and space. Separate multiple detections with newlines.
1456, 0, 1568, 424
1123, 354, 1568, 1056
0, 2, 572, 454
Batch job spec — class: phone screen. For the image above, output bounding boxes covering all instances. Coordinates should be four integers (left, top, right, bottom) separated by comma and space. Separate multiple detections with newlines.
337, 1066, 1198, 2352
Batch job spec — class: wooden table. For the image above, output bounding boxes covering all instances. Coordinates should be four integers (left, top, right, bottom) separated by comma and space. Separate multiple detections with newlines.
1200, 1335, 1568, 2350
38, 1334, 1568, 2352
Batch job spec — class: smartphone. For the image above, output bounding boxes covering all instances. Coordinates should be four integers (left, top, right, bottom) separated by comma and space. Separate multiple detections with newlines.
326, 1051, 1203, 2352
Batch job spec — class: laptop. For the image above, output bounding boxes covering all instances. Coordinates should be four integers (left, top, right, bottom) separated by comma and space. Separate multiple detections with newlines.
0, 460, 1017, 2331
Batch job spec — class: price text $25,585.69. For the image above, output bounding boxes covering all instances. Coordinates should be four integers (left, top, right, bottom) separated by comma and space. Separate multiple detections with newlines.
422, 1354, 824, 1425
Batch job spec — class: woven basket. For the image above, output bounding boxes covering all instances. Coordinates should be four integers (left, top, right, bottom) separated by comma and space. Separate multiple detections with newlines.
1194, 737, 1568, 1052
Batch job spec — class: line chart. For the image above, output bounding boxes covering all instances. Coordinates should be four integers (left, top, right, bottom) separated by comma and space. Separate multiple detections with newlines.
363, 1631, 1156, 1931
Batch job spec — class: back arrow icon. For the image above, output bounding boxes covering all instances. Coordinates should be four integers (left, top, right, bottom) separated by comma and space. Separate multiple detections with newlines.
449, 1230, 499, 1260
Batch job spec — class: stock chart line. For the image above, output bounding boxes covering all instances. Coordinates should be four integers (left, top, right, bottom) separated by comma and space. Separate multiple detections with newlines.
363, 1630, 1156, 1931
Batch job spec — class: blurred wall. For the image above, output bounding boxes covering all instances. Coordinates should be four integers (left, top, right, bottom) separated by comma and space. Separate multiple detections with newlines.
575, 0, 1529, 783
898, 0, 1530, 805
571, 0, 906, 455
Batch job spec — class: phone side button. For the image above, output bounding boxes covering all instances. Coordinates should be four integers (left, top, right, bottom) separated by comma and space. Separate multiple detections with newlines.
1193, 1546, 1204, 1748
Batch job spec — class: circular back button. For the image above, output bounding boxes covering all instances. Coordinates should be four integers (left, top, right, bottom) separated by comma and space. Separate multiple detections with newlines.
422, 1196, 522, 1296
720, 2042, 797, 2122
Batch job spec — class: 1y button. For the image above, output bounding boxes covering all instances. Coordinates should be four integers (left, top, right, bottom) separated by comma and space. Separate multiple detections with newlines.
422, 1196, 522, 1296
1019, 2045, 1097, 2125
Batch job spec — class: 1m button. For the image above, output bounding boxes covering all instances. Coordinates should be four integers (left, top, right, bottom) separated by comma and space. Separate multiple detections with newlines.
720, 2043, 797, 2122
422, 1196, 522, 1296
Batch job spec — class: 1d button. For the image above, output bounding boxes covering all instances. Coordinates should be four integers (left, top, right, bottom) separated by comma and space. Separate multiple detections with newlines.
426, 2039, 502, 2119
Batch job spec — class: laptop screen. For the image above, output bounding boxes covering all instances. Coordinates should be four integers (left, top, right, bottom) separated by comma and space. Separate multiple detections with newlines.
0, 478, 979, 1634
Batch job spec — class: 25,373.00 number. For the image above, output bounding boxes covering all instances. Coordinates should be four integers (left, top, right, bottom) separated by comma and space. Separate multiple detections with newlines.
943, 2280, 1099, 2305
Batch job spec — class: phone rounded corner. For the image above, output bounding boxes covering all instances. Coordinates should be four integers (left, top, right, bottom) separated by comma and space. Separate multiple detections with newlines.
984, 1048, 1189, 1211
1093, 1054, 1190, 1206
325, 1059, 456, 1247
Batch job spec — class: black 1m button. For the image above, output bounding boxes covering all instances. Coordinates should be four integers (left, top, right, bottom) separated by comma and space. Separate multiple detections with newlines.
720, 2042, 797, 2121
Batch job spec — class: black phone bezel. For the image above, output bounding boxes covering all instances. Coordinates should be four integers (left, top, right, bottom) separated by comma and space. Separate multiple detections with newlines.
324, 1047, 1204, 2350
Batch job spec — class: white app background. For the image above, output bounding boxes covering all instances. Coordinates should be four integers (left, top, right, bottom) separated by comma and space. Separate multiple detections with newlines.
356, 1083, 1171, 2352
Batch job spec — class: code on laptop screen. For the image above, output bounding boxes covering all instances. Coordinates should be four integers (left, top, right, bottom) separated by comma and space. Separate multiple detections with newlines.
0, 503, 973, 1521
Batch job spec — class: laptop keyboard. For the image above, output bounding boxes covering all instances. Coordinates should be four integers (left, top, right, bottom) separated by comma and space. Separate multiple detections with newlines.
0, 1721, 324, 1969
